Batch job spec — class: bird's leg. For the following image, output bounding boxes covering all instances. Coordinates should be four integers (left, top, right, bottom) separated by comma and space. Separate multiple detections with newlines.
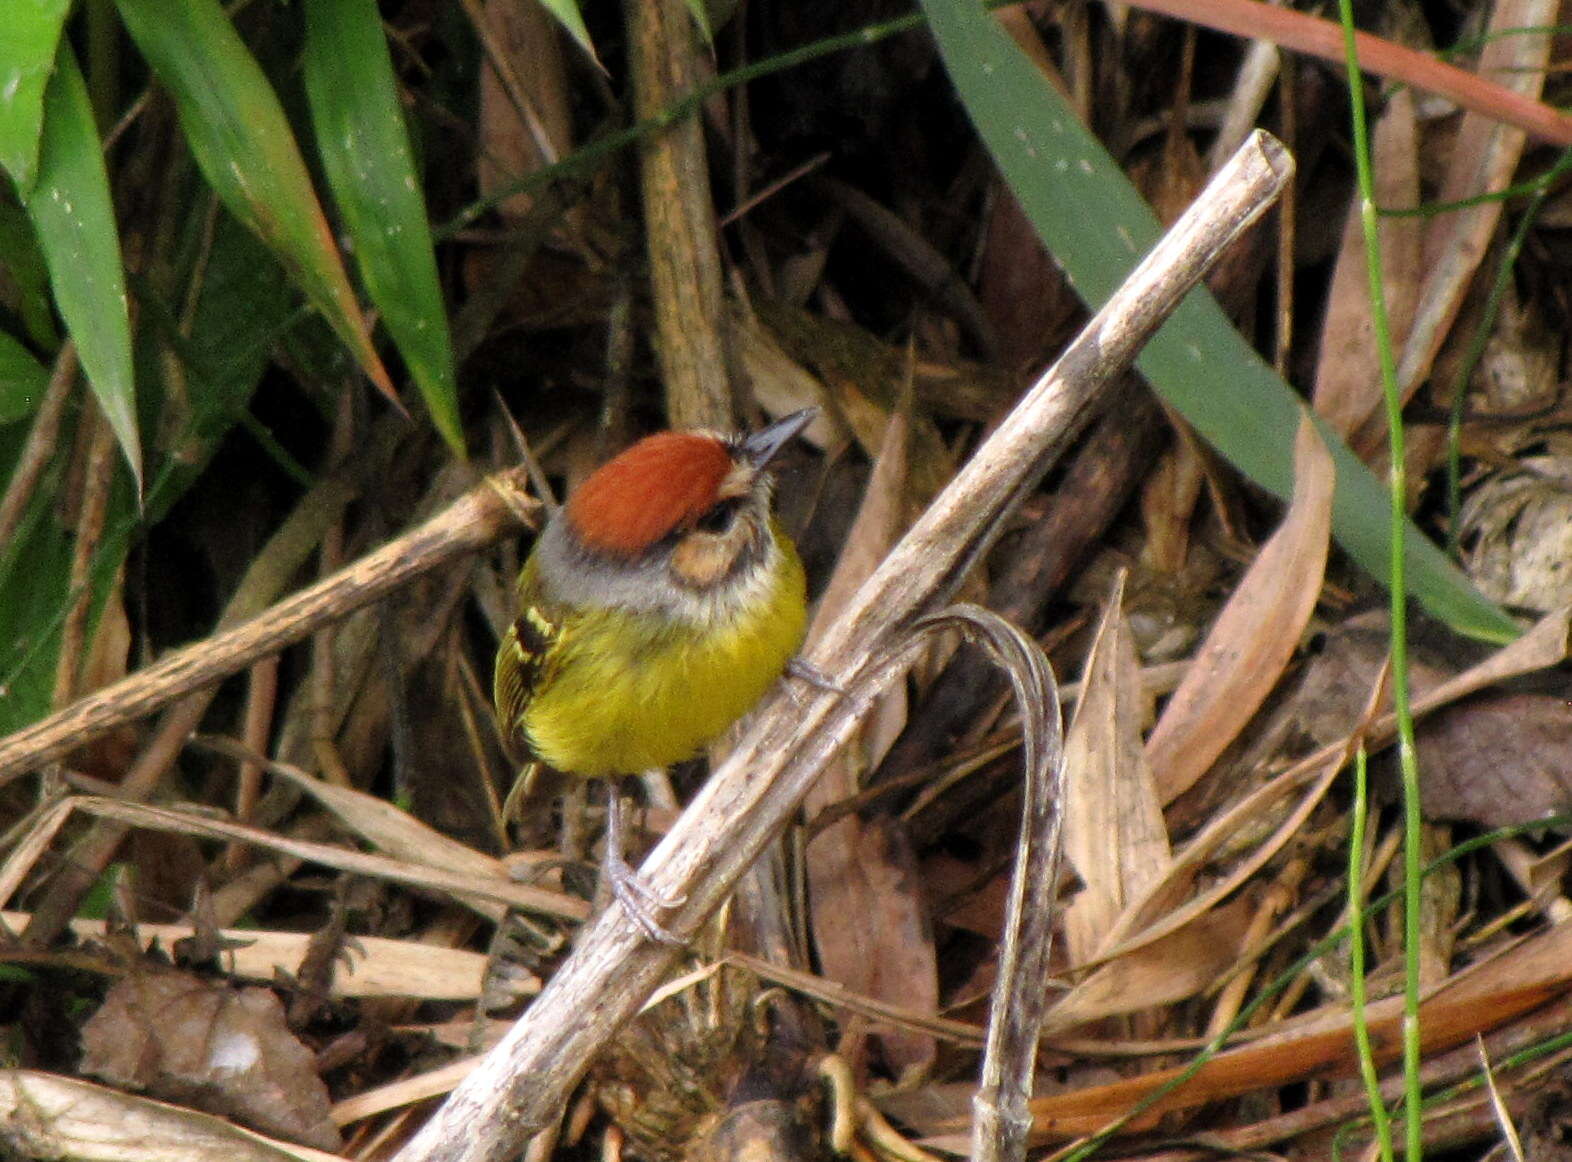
786, 656, 843, 694
603, 782, 687, 946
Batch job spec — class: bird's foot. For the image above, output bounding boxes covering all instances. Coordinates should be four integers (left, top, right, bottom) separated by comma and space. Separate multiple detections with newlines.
602, 849, 687, 946
603, 788, 687, 946
786, 657, 843, 695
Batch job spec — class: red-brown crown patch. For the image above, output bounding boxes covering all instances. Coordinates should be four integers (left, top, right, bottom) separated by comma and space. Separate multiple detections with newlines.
566, 431, 734, 555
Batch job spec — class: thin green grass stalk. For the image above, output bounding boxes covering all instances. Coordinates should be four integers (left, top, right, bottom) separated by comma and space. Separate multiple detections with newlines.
1332, 1029, 1572, 1154
1381, 147, 1572, 217
1445, 159, 1566, 555
1053, 812, 1572, 1162
1335, 9, 1425, 1159
1348, 745, 1396, 1162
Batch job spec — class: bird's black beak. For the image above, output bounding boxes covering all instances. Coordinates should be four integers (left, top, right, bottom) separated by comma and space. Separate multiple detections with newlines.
742, 407, 818, 470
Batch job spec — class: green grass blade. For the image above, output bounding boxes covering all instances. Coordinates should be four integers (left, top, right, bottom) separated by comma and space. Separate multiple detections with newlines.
303, 0, 464, 458
0, 0, 71, 191
535, 0, 598, 61
0, 330, 49, 423
114, 0, 398, 410
21, 45, 140, 491
920, 0, 1517, 643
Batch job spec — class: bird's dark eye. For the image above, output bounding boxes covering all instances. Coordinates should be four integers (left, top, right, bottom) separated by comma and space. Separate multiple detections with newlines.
696, 499, 739, 534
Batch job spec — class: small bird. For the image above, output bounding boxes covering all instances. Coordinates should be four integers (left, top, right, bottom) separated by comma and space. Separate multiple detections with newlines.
494, 408, 817, 939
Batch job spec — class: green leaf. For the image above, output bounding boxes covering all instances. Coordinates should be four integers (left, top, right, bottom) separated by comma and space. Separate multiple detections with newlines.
0, 0, 71, 192
535, 0, 597, 62
303, 0, 464, 458
0, 203, 61, 348
114, 0, 399, 411
21, 45, 140, 491
139, 208, 303, 519
683, 0, 712, 41
0, 454, 76, 735
921, 0, 1517, 644
0, 329, 49, 423
0, 209, 301, 736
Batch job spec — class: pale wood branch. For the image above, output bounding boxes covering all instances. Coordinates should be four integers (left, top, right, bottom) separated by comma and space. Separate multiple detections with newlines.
0, 469, 538, 786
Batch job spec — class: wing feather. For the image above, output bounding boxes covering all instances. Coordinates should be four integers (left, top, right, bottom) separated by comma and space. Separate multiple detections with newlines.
493, 562, 564, 762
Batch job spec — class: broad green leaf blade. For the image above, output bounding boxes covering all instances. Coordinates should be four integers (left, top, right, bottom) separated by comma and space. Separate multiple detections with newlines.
0, 0, 71, 192
303, 0, 464, 458
114, 0, 400, 411
922, 0, 1517, 643
22, 46, 140, 490
0, 330, 49, 423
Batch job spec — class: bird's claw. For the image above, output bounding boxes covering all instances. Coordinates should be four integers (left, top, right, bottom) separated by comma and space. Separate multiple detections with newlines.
786, 657, 843, 695
603, 786, 687, 946
603, 851, 687, 946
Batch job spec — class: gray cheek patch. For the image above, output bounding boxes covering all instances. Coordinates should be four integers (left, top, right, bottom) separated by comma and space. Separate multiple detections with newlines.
535, 513, 780, 631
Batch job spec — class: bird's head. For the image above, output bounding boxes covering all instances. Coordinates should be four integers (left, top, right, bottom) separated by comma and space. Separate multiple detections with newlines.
534, 409, 817, 623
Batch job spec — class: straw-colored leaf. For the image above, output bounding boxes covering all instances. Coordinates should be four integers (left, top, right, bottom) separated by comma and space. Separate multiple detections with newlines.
1146, 412, 1335, 803
1044, 898, 1252, 1033
0, 1070, 351, 1162
1061, 571, 1169, 965
1312, 88, 1421, 441
0, 911, 527, 1002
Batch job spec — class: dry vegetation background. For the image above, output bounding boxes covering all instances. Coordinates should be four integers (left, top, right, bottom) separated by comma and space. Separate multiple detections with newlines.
3, 0, 1572, 1160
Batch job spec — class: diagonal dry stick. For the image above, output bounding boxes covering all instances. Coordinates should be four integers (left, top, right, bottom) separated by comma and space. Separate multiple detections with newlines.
395, 130, 1295, 1162
0, 469, 538, 787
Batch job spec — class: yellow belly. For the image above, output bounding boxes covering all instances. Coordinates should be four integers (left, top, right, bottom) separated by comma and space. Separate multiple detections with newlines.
523, 549, 806, 776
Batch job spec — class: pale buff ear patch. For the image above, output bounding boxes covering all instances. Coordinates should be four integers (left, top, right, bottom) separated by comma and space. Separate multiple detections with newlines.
671, 533, 740, 589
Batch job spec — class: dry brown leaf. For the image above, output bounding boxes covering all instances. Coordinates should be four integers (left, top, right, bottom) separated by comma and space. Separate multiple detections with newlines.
1098, 608, 1566, 971
80, 971, 341, 1151
1137, 410, 1207, 577
1354, 0, 1555, 459
1061, 571, 1169, 965
1312, 88, 1421, 441
1044, 897, 1253, 1034
1147, 412, 1334, 802
1284, 611, 1455, 748
1020, 919, 1572, 1138
805, 401, 938, 1079
730, 307, 838, 451
1416, 693, 1572, 828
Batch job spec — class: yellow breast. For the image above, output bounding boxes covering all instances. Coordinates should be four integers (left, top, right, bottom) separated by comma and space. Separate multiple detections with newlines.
522, 543, 807, 777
